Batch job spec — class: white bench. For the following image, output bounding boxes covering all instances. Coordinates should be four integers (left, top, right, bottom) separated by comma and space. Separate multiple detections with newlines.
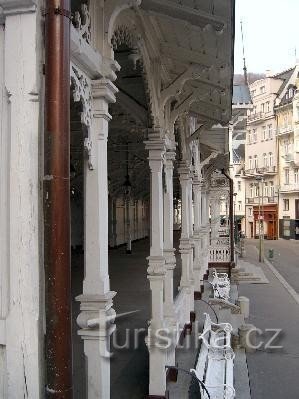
209, 269, 231, 301
191, 313, 235, 399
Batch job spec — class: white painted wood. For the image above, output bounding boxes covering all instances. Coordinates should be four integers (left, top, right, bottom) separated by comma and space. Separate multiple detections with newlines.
0, 26, 9, 398
178, 162, 194, 320
192, 313, 235, 399
76, 79, 118, 399
145, 131, 168, 397
3, 8, 43, 398
163, 150, 177, 368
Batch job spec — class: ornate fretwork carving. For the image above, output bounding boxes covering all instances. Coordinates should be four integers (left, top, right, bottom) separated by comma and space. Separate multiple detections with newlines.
70, 64, 94, 170
111, 25, 137, 50
73, 3, 91, 45
210, 171, 229, 189
71, 65, 92, 126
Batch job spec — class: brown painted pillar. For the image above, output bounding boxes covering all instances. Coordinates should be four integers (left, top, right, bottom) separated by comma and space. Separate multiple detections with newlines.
44, 1, 73, 398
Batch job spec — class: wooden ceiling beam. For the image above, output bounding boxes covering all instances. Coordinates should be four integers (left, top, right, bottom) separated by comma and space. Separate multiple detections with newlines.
142, 0, 226, 31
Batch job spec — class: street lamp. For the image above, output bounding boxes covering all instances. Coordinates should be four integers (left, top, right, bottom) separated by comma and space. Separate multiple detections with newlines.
255, 175, 264, 262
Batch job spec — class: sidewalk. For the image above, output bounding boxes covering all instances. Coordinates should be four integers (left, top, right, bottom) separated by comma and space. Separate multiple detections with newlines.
238, 242, 299, 399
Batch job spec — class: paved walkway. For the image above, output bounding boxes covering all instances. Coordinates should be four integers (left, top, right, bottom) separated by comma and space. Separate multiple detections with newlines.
71, 234, 182, 399
238, 241, 299, 399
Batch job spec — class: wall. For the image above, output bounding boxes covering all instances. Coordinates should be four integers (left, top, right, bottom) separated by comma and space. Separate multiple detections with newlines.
109, 198, 149, 247
0, 6, 43, 397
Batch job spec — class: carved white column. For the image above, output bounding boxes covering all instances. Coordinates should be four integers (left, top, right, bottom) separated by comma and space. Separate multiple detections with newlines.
189, 171, 195, 314
192, 176, 203, 294
111, 198, 117, 247
201, 187, 210, 278
210, 197, 217, 242
163, 150, 176, 367
145, 130, 167, 397
76, 79, 118, 399
178, 162, 193, 325
1, 4, 42, 397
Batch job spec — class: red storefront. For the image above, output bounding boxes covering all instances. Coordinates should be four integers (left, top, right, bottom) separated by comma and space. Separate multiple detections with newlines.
253, 204, 278, 240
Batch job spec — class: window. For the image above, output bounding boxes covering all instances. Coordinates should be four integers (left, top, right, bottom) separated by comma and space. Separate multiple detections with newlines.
269, 152, 273, 167
248, 131, 252, 144
261, 103, 265, 113
283, 115, 288, 128
238, 181, 241, 192
284, 139, 289, 154
289, 88, 294, 98
251, 89, 256, 97
283, 199, 290, 211
260, 86, 265, 94
250, 185, 254, 198
262, 126, 266, 141
249, 156, 253, 169
253, 129, 257, 142
263, 153, 268, 167
255, 184, 259, 197
269, 182, 274, 197
268, 124, 273, 139
249, 208, 252, 216
285, 169, 290, 184
266, 101, 270, 112
264, 183, 268, 197
238, 200, 242, 212
254, 155, 258, 168
295, 168, 299, 184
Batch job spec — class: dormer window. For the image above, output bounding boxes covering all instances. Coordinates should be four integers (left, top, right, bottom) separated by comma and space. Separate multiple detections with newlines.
289, 88, 294, 98
260, 86, 266, 94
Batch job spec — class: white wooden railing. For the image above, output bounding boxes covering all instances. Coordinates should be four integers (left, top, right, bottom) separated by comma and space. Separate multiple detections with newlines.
209, 247, 231, 262
218, 227, 229, 237
174, 289, 189, 344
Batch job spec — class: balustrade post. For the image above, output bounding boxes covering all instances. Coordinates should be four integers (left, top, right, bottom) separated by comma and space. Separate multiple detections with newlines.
145, 130, 168, 398
76, 79, 118, 399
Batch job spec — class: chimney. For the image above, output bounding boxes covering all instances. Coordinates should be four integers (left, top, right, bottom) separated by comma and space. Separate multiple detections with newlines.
265, 69, 273, 77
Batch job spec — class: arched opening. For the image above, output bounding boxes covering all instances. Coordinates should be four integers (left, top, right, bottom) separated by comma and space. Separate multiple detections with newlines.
108, 31, 152, 398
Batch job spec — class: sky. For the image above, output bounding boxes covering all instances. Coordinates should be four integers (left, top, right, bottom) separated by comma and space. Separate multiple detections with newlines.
234, 0, 299, 75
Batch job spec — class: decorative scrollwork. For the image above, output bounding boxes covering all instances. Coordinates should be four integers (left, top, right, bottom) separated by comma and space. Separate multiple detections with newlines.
70, 64, 94, 170
73, 3, 91, 45
70, 65, 92, 127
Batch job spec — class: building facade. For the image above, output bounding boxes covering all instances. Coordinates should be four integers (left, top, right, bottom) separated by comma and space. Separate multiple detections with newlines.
276, 69, 299, 239
230, 83, 252, 235
243, 71, 292, 239
0, 1, 235, 398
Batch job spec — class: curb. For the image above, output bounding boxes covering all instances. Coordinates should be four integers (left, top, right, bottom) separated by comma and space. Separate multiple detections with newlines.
263, 256, 299, 306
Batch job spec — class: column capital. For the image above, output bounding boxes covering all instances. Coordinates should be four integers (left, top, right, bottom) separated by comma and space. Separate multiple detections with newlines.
92, 79, 118, 103
144, 139, 166, 154
147, 256, 166, 276
178, 161, 192, 180
164, 150, 176, 164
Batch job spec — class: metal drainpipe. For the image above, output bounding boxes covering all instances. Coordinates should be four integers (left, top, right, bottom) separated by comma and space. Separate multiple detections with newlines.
222, 169, 235, 266
44, 1, 73, 398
